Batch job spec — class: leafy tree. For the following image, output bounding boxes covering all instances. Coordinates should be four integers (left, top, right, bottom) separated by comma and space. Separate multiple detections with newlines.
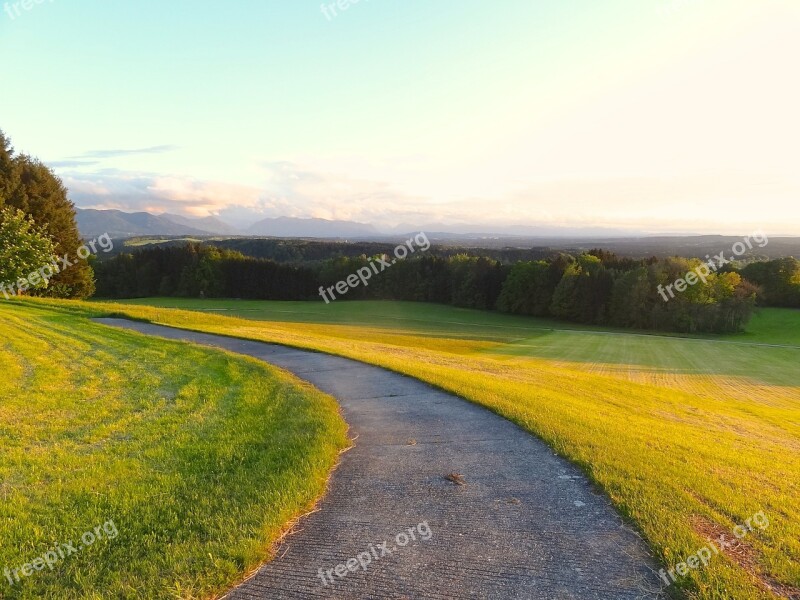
0, 207, 56, 296
719, 276, 758, 331
740, 258, 800, 307
0, 132, 17, 200
550, 254, 611, 323
0, 130, 94, 298
449, 255, 503, 309
609, 267, 653, 328
497, 260, 553, 316
549, 262, 582, 320
416, 256, 452, 303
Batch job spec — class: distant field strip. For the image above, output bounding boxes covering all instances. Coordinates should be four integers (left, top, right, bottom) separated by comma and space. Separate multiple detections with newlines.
81, 298, 800, 600
192, 308, 800, 348
0, 303, 348, 599
115, 298, 800, 347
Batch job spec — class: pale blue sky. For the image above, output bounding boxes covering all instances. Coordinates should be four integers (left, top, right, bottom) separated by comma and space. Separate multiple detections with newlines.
1, 0, 798, 233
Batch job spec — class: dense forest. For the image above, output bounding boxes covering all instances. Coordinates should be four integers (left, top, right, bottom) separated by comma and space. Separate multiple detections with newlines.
94, 243, 800, 334
106, 237, 557, 264
112, 234, 800, 261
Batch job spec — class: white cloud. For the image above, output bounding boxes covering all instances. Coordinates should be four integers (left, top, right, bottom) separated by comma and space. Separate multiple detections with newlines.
60, 162, 800, 235
62, 169, 262, 218
70, 145, 179, 159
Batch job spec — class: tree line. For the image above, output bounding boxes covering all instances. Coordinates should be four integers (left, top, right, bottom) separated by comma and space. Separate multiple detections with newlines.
94, 245, 318, 301
94, 243, 800, 334
111, 237, 556, 264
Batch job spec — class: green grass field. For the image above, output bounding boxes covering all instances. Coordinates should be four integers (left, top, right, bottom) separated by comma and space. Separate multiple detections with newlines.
111, 297, 800, 347
0, 302, 349, 599
82, 297, 798, 600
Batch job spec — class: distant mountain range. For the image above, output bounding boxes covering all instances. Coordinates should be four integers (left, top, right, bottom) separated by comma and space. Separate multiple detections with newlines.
157, 213, 239, 236
74, 209, 800, 259
75, 209, 378, 239
75, 209, 214, 238
246, 216, 380, 237
75, 208, 641, 240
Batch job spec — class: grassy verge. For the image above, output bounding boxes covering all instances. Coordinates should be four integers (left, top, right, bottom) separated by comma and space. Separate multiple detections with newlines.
0, 302, 349, 599
67, 298, 800, 600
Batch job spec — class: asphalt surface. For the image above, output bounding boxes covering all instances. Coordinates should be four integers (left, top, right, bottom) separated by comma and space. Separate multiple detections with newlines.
95, 318, 667, 600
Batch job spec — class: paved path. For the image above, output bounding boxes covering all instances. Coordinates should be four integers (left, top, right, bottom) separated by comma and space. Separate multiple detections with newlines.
96, 319, 667, 600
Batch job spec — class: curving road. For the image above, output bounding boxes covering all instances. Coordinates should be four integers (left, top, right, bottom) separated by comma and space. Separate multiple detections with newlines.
96, 318, 667, 600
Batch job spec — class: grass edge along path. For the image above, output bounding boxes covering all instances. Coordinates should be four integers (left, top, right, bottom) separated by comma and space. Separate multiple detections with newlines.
0, 301, 350, 600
